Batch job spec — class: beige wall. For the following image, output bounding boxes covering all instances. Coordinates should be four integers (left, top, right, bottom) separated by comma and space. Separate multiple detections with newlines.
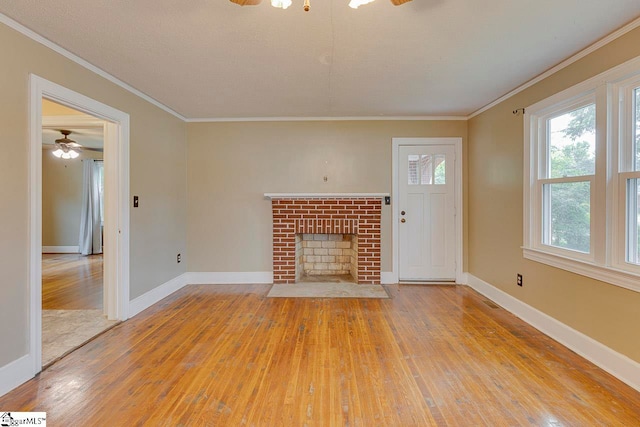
0, 22, 187, 367
468, 27, 640, 363
42, 149, 103, 247
187, 120, 467, 273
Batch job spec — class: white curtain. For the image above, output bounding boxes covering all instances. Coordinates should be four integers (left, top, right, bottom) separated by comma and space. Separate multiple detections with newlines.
78, 159, 103, 255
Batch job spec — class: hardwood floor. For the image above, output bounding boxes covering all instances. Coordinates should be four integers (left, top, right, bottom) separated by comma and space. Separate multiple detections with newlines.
42, 253, 103, 309
2, 284, 639, 425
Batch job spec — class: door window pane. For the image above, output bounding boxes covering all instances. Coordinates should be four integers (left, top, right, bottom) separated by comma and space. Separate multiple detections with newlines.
548, 104, 596, 178
544, 181, 590, 253
434, 155, 446, 184
408, 155, 419, 185
420, 155, 433, 185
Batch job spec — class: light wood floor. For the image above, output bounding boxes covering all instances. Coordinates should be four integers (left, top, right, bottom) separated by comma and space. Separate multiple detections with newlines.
42, 253, 103, 309
2, 284, 639, 425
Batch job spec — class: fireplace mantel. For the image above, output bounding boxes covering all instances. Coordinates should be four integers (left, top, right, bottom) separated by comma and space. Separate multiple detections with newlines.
264, 193, 389, 200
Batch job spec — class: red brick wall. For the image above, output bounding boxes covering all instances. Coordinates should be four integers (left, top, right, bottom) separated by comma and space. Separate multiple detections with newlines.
271, 198, 382, 284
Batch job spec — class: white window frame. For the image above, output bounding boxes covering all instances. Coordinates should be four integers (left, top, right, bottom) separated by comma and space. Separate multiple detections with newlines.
612, 75, 640, 272
523, 55, 640, 294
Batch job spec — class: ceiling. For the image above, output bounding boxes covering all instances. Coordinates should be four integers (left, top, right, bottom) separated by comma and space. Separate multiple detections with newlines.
42, 99, 104, 150
2, 0, 640, 119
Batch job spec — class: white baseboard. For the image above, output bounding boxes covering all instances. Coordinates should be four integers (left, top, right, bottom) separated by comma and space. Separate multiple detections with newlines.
42, 246, 79, 253
380, 272, 394, 284
0, 354, 33, 398
186, 271, 273, 285
128, 273, 188, 318
456, 272, 468, 285
467, 274, 640, 392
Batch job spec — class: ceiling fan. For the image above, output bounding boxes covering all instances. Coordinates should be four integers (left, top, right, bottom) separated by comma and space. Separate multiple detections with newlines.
230, 0, 411, 10
51, 130, 102, 159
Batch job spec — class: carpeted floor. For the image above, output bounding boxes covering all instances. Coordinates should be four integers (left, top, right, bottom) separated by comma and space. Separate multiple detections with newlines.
42, 309, 118, 366
267, 283, 389, 298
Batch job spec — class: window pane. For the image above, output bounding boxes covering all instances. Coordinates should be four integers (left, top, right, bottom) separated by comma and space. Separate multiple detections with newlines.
635, 88, 640, 171
626, 178, 640, 265
548, 104, 595, 178
544, 181, 590, 253
420, 155, 432, 185
408, 155, 419, 185
434, 155, 446, 184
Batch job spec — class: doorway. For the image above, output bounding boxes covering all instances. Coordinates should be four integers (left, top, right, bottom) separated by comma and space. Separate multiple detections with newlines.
392, 138, 463, 283
29, 75, 130, 374
41, 99, 119, 366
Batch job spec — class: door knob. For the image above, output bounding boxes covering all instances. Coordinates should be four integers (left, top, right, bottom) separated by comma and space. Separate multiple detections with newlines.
401, 210, 406, 215
401, 218, 406, 223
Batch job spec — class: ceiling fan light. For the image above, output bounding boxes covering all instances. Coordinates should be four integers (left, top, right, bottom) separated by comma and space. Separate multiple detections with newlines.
349, 0, 375, 8
52, 149, 64, 158
61, 151, 71, 160
271, 0, 292, 9
69, 149, 80, 159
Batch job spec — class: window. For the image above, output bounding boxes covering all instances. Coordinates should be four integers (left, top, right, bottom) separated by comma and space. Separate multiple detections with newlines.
543, 103, 596, 254
408, 154, 446, 185
524, 56, 640, 293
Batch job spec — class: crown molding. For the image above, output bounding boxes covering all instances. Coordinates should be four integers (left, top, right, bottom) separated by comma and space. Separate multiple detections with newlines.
0, 13, 186, 122
186, 115, 467, 123
468, 16, 640, 119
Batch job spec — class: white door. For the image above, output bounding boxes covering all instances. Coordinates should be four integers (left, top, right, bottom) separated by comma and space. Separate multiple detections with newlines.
399, 145, 456, 280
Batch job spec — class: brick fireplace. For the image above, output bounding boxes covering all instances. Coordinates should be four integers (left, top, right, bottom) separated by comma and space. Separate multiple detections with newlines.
266, 194, 384, 284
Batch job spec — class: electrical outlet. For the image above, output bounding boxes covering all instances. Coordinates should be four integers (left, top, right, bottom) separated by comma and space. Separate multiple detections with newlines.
516, 273, 523, 287
177, 253, 181, 263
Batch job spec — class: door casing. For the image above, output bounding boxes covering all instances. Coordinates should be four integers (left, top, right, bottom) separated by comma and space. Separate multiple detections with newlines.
392, 137, 463, 283
29, 75, 130, 374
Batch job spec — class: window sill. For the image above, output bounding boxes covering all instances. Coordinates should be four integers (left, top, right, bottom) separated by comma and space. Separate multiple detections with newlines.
523, 248, 640, 293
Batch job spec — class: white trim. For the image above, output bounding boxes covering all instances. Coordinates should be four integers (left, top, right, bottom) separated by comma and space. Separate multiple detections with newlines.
391, 137, 464, 284
0, 355, 33, 398
29, 75, 130, 380
458, 272, 469, 285
264, 193, 389, 199
469, 16, 640, 119
128, 273, 188, 318
102, 119, 130, 321
186, 272, 273, 285
467, 274, 640, 392
187, 116, 467, 123
0, 13, 185, 121
380, 271, 394, 284
42, 246, 79, 253
523, 248, 640, 293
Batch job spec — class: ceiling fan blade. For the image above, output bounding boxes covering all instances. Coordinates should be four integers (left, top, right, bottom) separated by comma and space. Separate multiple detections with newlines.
83, 147, 104, 153
390, 0, 412, 5
55, 137, 76, 144
230, 0, 262, 5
